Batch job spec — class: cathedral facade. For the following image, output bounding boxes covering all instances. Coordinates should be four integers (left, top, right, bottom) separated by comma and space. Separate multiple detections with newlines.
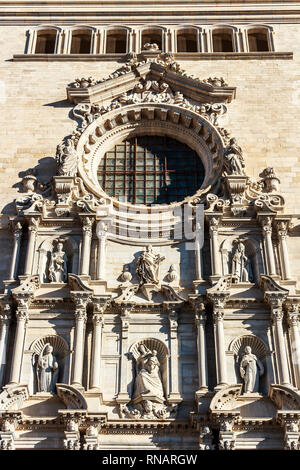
0, 0, 300, 450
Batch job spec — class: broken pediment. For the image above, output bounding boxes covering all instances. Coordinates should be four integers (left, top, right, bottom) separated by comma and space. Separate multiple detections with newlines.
66, 52, 236, 107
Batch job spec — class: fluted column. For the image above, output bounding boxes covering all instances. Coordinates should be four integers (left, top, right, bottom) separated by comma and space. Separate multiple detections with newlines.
194, 223, 203, 280
71, 295, 89, 387
96, 222, 107, 280
208, 216, 222, 277
0, 305, 12, 386
194, 302, 208, 391
287, 304, 300, 388
80, 217, 93, 276
9, 222, 23, 280
267, 294, 290, 386
116, 307, 130, 402
9, 304, 29, 385
208, 293, 229, 388
261, 216, 276, 276
90, 313, 104, 390
167, 308, 182, 402
24, 217, 39, 276
276, 221, 291, 280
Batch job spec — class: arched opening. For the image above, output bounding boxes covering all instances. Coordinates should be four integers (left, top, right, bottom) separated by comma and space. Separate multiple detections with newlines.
212, 29, 234, 52
70, 29, 92, 54
35, 29, 56, 53
106, 29, 127, 53
141, 29, 162, 50
177, 29, 198, 52
248, 29, 269, 52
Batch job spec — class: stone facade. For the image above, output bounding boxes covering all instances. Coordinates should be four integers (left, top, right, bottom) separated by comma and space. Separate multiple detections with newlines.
0, 0, 300, 450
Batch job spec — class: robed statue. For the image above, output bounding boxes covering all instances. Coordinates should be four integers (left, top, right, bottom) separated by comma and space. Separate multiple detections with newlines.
224, 138, 245, 176
36, 343, 59, 393
231, 242, 253, 282
136, 245, 165, 285
133, 344, 165, 402
240, 346, 264, 393
48, 240, 68, 283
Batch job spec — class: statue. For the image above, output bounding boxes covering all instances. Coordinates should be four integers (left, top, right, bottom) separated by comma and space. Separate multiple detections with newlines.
36, 343, 59, 393
133, 344, 165, 403
239, 346, 264, 393
56, 137, 78, 177
231, 242, 253, 282
224, 138, 245, 176
48, 240, 68, 283
136, 245, 165, 285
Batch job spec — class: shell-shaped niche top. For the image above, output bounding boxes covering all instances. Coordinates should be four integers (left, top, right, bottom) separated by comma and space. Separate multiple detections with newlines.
230, 335, 267, 360
30, 335, 69, 360
130, 338, 169, 364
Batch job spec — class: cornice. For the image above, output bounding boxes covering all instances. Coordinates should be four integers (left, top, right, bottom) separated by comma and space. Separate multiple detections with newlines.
13, 52, 293, 62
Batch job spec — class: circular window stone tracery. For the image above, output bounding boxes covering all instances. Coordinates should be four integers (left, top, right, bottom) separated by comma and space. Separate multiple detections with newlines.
97, 135, 205, 205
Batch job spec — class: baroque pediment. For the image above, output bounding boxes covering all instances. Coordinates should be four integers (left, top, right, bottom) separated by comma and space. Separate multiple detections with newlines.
66, 53, 236, 107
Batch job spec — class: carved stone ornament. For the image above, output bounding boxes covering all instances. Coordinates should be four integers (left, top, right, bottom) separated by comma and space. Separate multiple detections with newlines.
48, 239, 68, 283
136, 245, 165, 285
239, 346, 264, 394
34, 343, 59, 393
231, 241, 253, 282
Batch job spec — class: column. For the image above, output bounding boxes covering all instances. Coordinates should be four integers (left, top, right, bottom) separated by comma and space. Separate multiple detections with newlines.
269, 299, 290, 386
168, 308, 182, 402
90, 313, 104, 390
210, 294, 228, 387
0, 305, 11, 386
194, 223, 203, 280
208, 217, 222, 277
71, 296, 88, 387
9, 305, 29, 385
116, 307, 130, 402
80, 217, 93, 276
9, 222, 22, 280
276, 221, 291, 280
194, 303, 208, 391
24, 217, 39, 276
261, 217, 276, 276
96, 222, 107, 280
287, 304, 300, 388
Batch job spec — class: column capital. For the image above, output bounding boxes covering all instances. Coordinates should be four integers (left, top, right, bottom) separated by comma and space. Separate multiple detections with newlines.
0, 304, 12, 324
27, 216, 39, 233
81, 216, 94, 236
92, 296, 111, 314
208, 215, 221, 234
71, 293, 90, 323
10, 221, 23, 239
92, 314, 104, 327
259, 215, 273, 237
275, 220, 290, 239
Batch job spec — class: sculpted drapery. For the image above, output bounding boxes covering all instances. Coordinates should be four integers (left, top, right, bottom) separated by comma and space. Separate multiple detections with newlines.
136, 245, 165, 285
133, 344, 165, 401
36, 343, 59, 393
240, 346, 264, 393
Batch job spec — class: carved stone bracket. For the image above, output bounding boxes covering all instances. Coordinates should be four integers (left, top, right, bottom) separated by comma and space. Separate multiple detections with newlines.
277, 411, 300, 450
0, 411, 23, 450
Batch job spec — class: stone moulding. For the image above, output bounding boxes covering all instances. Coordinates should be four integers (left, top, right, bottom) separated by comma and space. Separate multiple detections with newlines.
13, 52, 294, 62
209, 384, 242, 411
56, 384, 88, 410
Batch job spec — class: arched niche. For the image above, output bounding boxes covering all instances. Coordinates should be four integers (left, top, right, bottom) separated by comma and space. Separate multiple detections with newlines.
36, 236, 79, 283
220, 236, 263, 283
29, 335, 71, 394
129, 338, 169, 399
229, 334, 269, 395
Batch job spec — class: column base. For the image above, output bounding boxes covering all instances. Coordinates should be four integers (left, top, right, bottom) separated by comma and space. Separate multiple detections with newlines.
116, 392, 130, 404
167, 392, 183, 404
214, 383, 228, 392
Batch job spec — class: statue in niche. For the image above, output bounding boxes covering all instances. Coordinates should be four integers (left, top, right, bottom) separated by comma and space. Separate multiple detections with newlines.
239, 346, 264, 394
231, 241, 253, 282
36, 343, 59, 393
136, 245, 165, 285
48, 240, 68, 283
223, 138, 245, 176
133, 344, 165, 403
